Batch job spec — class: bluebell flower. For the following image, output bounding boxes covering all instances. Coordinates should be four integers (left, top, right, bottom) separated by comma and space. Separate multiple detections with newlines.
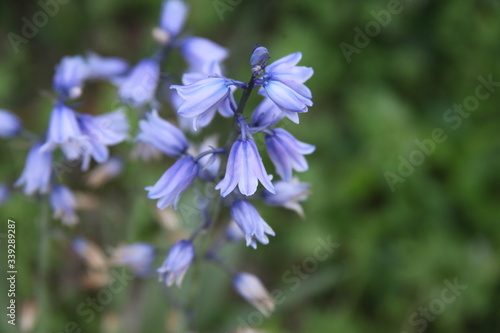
230, 200, 275, 249
85, 52, 128, 82
86, 157, 123, 188
53, 56, 88, 100
50, 185, 78, 226
250, 98, 284, 129
158, 239, 194, 287
263, 178, 310, 217
0, 109, 22, 137
171, 76, 234, 130
259, 52, 313, 114
233, 272, 275, 316
180, 37, 228, 72
43, 103, 82, 159
216, 136, 275, 197
76, 110, 129, 170
146, 156, 199, 209
130, 141, 163, 162
118, 58, 160, 106
136, 110, 188, 157
0, 184, 9, 205
265, 128, 315, 181
15, 143, 52, 196
111, 243, 155, 277
159, 0, 188, 39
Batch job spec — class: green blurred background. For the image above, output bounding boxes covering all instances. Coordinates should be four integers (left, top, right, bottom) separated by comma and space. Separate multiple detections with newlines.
1, 0, 500, 332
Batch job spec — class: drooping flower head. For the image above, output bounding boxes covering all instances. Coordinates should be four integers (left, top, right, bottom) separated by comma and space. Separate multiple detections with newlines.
53, 56, 88, 100
136, 110, 188, 157
118, 58, 160, 107
158, 240, 194, 287
159, 0, 189, 40
50, 185, 78, 226
230, 200, 275, 249
15, 143, 53, 196
85, 52, 129, 82
265, 128, 315, 181
180, 37, 228, 72
263, 179, 311, 217
146, 156, 199, 209
42, 103, 82, 158
258, 52, 313, 117
233, 272, 275, 317
216, 117, 274, 197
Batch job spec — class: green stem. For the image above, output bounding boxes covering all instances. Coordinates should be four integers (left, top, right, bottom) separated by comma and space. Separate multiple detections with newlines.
36, 200, 50, 331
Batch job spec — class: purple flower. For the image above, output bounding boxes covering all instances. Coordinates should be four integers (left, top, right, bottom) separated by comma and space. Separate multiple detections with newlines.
76, 110, 129, 170
263, 179, 310, 217
159, 0, 188, 38
85, 52, 128, 82
15, 143, 52, 196
146, 156, 199, 209
171, 77, 233, 130
43, 103, 82, 158
225, 220, 245, 242
180, 37, 228, 72
250, 98, 284, 129
265, 128, 315, 181
157, 240, 194, 287
136, 110, 188, 157
230, 200, 275, 249
216, 138, 275, 197
111, 243, 155, 277
233, 272, 275, 316
118, 59, 160, 106
50, 185, 78, 226
53, 56, 88, 100
260, 52, 313, 114
0, 109, 21, 137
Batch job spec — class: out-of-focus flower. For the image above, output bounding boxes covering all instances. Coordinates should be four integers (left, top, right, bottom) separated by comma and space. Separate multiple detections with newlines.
159, 0, 188, 39
118, 58, 160, 106
20, 300, 37, 333
42, 103, 82, 158
216, 138, 274, 197
0, 109, 21, 137
136, 110, 188, 157
76, 110, 129, 170
230, 200, 275, 249
110, 243, 155, 277
180, 37, 228, 72
146, 156, 199, 209
263, 179, 310, 217
50, 185, 78, 226
233, 272, 275, 316
15, 143, 52, 196
158, 240, 194, 287
86, 157, 123, 188
265, 128, 315, 181
85, 52, 128, 81
53, 56, 88, 100
72, 238, 110, 288
260, 52, 313, 115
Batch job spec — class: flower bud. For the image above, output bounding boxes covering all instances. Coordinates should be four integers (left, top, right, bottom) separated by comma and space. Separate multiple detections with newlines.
250, 46, 270, 76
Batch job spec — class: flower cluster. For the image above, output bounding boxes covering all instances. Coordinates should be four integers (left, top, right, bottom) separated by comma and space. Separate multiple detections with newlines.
0, 0, 316, 323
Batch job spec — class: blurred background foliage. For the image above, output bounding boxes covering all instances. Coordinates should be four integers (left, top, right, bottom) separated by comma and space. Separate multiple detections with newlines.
1, 0, 500, 332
